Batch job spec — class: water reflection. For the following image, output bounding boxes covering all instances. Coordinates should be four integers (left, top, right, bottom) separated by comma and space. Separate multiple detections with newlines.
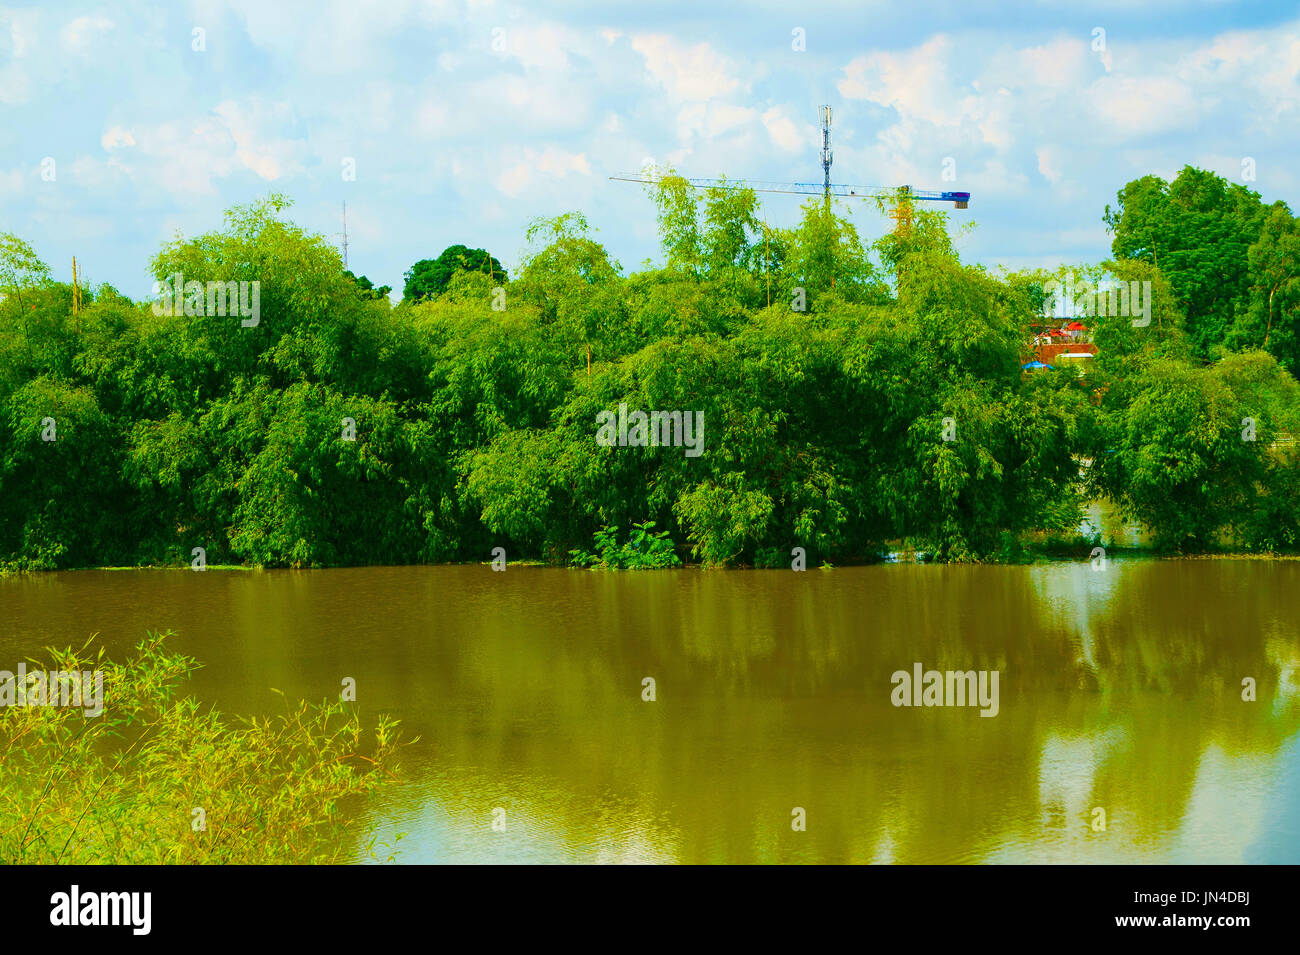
1, 560, 1296, 863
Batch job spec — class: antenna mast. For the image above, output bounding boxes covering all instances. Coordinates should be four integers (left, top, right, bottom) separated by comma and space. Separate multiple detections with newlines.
819, 105, 833, 203
341, 201, 349, 270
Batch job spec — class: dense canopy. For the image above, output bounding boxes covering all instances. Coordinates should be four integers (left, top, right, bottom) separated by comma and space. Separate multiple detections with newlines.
2, 167, 1298, 571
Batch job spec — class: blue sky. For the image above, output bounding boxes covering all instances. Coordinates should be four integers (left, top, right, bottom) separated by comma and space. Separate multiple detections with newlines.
2, 0, 1299, 300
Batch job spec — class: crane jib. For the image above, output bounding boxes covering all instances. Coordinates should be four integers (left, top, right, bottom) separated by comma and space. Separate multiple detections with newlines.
609, 176, 970, 207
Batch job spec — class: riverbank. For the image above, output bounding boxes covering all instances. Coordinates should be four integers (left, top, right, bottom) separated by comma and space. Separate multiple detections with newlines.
8, 544, 1300, 576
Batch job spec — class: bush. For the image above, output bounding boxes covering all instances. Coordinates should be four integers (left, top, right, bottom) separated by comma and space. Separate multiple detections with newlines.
569, 521, 681, 569
0, 632, 405, 863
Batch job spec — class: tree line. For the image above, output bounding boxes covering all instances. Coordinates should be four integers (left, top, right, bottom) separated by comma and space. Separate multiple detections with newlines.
2, 166, 1298, 570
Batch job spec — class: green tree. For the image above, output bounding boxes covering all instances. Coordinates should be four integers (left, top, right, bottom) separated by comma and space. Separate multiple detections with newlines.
402, 245, 506, 302
1231, 204, 1300, 373
345, 270, 392, 301
0, 233, 55, 373
1085, 358, 1262, 550
1104, 166, 1269, 356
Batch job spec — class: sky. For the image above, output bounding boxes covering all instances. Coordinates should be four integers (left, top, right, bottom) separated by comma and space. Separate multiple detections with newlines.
2, 0, 1299, 300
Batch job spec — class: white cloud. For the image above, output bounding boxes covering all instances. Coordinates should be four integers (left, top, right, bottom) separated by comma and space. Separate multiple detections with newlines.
0, 10, 38, 103
1178, 27, 1300, 126
506, 22, 592, 71
839, 36, 967, 128
125, 118, 238, 197
762, 108, 804, 152
7, 11, 37, 57
67, 155, 124, 191
495, 146, 591, 198
630, 34, 743, 101
712, 103, 755, 133
490, 73, 595, 132
0, 63, 29, 104
1036, 145, 1064, 185
684, 102, 755, 141
1087, 74, 1199, 138
60, 15, 113, 56
83, 101, 304, 198
964, 157, 1030, 198
213, 100, 304, 181
101, 126, 136, 150
414, 101, 450, 140
0, 167, 24, 199
218, 0, 442, 73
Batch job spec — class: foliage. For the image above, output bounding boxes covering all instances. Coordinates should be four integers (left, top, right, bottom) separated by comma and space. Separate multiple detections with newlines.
1082, 350, 1300, 551
403, 245, 507, 302
345, 270, 392, 301
2, 168, 1300, 570
569, 521, 681, 569
0, 632, 405, 863
1230, 203, 1300, 375
1104, 166, 1271, 357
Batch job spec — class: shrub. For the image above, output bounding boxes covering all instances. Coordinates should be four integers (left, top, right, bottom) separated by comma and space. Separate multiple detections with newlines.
0, 632, 405, 864
569, 521, 681, 569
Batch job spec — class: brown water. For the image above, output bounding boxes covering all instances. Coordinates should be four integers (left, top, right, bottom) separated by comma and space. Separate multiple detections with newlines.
3, 560, 1298, 864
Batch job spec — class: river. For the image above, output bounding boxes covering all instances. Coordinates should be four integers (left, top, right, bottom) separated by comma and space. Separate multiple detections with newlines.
3, 560, 1298, 863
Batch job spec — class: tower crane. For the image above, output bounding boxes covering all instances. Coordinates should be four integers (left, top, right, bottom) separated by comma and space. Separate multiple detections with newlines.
610, 104, 971, 234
